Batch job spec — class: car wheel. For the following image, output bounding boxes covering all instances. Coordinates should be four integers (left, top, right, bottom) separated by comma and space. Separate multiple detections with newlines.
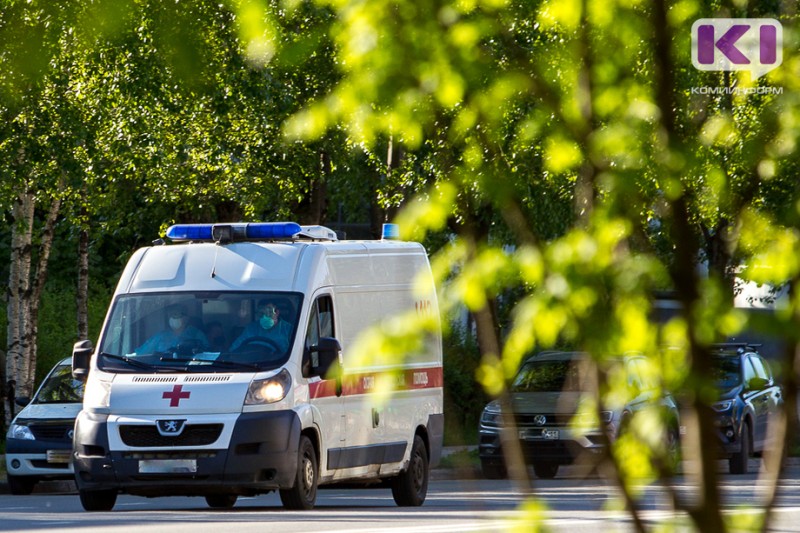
7, 475, 36, 495
729, 421, 751, 475
533, 461, 559, 479
665, 424, 681, 476
79, 489, 118, 511
205, 494, 238, 508
279, 435, 318, 510
391, 435, 429, 506
481, 459, 507, 479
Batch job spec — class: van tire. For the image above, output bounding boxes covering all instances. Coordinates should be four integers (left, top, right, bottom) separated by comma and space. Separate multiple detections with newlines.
392, 435, 429, 506
279, 435, 318, 510
79, 489, 117, 511
205, 494, 238, 508
7, 475, 36, 495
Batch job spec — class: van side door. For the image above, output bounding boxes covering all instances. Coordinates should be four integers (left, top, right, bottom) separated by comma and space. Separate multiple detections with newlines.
303, 295, 345, 475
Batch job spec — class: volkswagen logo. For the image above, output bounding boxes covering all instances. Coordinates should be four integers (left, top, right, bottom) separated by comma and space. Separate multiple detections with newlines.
533, 414, 547, 426
156, 419, 187, 436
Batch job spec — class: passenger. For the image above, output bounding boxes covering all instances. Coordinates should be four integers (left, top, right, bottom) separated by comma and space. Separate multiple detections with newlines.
229, 300, 291, 353
135, 304, 209, 354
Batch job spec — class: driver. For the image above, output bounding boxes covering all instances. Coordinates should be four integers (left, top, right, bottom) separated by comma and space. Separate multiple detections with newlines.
229, 299, 291, 353
135, 304, 209, 354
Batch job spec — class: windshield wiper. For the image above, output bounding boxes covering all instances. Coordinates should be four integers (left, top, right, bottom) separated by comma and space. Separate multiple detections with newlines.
99, 352, 158, 371
162, 356, 262, 370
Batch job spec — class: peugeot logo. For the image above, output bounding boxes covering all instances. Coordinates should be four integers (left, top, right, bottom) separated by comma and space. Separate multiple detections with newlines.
156, 419, 187, 436
533, 414, 547, 426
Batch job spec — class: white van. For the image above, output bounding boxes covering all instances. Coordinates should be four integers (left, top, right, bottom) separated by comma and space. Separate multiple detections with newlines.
71, 222, 443, 511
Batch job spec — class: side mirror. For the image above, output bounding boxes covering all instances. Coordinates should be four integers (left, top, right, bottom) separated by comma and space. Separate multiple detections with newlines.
747, 376, 769, 391
72, 339, 94, 381
14, 396, 31, 407
310, 337, 343, 396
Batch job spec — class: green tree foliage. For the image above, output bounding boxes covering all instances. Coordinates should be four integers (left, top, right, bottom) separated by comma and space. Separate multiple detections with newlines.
281, 0, 800, 530
1, 0, 799, 530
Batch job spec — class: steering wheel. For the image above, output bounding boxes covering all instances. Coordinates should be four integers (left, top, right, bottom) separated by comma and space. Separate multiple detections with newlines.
175, 339, 206, 356
236, 336, 282, 352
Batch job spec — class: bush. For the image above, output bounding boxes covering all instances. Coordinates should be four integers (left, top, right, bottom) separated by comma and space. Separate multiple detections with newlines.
442, 321, 488, 445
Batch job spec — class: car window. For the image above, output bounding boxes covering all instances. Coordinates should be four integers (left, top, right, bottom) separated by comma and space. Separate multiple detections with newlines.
748, 355, 770, 381
626, 358, 657, 391
742, 357, 758, 385
511, 357, 587, 392
711, 356, 741, 389
35, 364, 84, 404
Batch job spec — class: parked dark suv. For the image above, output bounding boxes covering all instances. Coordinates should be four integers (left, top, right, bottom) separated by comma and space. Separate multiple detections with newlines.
710, 343, 782, 474
478, 351, 679, 479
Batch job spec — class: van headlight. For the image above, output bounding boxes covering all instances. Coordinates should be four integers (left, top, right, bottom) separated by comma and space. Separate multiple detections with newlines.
84, 377, 112, 410
245, 368, 292, 405
8, 422, 35, 440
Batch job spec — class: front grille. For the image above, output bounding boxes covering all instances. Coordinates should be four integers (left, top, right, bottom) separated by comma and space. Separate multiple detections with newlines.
119, 424, 223, 447
29, 424, 73, 441
515, 413, 571, 428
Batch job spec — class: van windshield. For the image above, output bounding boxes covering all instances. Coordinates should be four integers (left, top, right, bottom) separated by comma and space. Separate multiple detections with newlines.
97, 291, 303, 373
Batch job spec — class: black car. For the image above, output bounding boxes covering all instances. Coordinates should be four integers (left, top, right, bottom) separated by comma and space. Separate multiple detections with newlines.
710, 343, 782, 474
478, 351, 680, 479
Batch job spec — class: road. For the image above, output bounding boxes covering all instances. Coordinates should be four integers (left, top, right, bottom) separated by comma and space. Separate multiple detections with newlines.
5, 465, 800, 532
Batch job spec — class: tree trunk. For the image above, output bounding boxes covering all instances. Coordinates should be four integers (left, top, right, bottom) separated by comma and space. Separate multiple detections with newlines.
77, 202, 90, 341
29, 190, 62, 378
295, 150, 329, 226
6, 190, 35, 427
4, 187, 62, 428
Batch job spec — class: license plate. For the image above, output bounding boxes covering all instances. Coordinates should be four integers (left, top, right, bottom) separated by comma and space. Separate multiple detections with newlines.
139, 459, 197, 474
46, 449, 72, 464
542, 429, 559, 440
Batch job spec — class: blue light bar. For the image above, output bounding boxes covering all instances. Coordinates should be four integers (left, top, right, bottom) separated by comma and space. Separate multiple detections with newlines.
381, 223, 400, 240
165, 222, 304, 242
246, 222, 302, 239
166, 224, 214, 241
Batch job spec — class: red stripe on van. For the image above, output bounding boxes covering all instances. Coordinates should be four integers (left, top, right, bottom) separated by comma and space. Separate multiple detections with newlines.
308, 366, 442, 399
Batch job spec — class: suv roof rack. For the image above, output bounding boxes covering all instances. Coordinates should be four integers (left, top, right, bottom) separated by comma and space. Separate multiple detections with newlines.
711, 342, 762, 354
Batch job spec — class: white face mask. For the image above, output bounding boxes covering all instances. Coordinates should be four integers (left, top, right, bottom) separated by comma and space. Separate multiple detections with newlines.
169, 317, 184, 331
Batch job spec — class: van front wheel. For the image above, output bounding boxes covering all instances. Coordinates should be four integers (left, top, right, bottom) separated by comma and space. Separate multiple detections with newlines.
392, 435, 429, 507
205, 494, 238, 508
79, 489, 117, 511
279, 435, 318, 510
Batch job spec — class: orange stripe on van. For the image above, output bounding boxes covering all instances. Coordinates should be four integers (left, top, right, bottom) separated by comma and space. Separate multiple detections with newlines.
309, 366, 443, 399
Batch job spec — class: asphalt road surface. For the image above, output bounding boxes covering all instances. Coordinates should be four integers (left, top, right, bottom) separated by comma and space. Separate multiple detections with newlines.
5, 465, 800, 532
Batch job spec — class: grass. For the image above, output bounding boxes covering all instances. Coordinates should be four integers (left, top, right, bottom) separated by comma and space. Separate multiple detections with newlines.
439, 447, 480, 470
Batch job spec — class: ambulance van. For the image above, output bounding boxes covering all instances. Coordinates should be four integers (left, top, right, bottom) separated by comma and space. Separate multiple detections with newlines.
70, 222, 443, 511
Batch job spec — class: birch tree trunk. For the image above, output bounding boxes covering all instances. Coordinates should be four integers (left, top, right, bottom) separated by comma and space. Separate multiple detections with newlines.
4, 187, 62, 428
77, 202, 90, 340
6, 190, 35, 427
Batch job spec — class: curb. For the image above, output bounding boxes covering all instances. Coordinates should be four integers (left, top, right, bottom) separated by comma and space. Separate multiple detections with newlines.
0, 447, 476, 495
4, 453, 795, 494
